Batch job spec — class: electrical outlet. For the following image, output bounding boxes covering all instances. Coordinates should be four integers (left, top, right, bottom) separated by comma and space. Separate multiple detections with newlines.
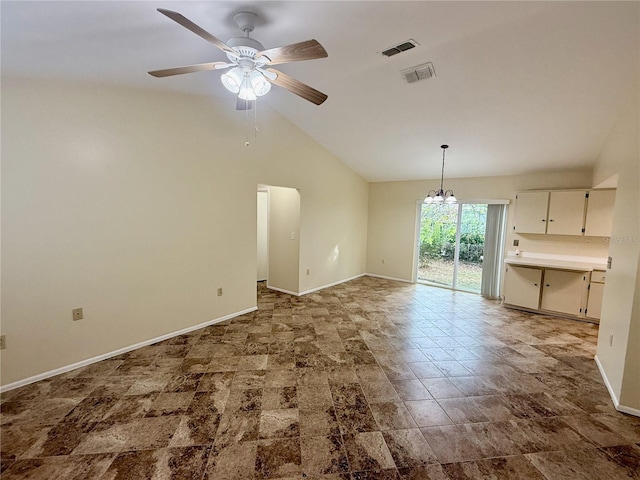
381, 259, 385, 264
217, 287, 223, 296
609, 334, 614, 347
0, 335, 5, 350
72, 308, 83, 321
306, 269, 310, 275
513, 239, 519, 246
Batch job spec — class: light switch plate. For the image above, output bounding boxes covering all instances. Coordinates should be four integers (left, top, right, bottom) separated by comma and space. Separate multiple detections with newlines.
72, 308, 83, 321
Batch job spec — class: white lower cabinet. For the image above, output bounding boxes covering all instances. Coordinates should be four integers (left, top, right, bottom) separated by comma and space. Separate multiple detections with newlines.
504, 265, 591, 319
540, 270, 588, 317
586, 270, 606, 320
504, 266, 542, 310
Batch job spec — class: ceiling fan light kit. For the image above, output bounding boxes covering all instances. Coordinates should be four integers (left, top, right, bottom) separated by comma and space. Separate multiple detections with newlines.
148, 8, 328, 109
424, 145, 457, 205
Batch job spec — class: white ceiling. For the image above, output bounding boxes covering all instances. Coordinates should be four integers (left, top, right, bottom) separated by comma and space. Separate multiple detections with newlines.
2, 1, 638, 182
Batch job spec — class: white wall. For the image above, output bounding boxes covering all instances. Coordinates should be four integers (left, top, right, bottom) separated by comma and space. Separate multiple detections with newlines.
366, 170, 600, 282
267, 186, 300, 294
592, 85, 640, 410
1, 78, 368, 386
257, 191, 268, 281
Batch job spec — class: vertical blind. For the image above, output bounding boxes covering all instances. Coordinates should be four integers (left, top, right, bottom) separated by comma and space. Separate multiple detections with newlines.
481, 204, 507, 299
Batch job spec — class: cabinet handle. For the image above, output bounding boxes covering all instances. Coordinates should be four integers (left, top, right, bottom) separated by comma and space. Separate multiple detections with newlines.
541, 219, 546, 222
534, 283, 538, 287
549, 219, 554, 222
546, 284, 550, 287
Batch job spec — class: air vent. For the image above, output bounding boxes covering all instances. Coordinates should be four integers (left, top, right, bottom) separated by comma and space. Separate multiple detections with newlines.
380, 39, 419, 57
400, 62, 436, 83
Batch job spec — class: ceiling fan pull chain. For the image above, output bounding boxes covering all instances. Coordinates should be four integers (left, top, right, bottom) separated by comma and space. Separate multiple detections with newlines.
254, 99, 259, 140
245, 100, 251, 147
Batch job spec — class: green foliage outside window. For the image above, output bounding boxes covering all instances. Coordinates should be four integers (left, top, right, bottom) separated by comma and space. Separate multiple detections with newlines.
419, 204, 487, 264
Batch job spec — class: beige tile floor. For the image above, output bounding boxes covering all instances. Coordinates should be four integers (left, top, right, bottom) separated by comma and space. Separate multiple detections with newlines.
1, 277, 639, 479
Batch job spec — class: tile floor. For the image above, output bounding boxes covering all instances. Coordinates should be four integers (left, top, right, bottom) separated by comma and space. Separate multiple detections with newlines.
1, 277, 639, 479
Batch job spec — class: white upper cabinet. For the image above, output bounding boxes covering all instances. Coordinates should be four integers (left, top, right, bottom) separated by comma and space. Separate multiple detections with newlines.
584, 189, 616, 237
513, 189, 614, 237
513, 191, 549, 234
546, 191, 587, 235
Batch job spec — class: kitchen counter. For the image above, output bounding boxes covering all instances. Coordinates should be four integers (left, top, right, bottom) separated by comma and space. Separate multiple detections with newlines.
504, 253, 607, 272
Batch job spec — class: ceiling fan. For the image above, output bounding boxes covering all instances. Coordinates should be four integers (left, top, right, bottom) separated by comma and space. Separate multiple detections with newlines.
149, 9, 328, 110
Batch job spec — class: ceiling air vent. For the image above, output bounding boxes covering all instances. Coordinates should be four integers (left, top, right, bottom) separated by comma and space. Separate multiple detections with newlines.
401, 62, 436, 83
380, 39, 419, 57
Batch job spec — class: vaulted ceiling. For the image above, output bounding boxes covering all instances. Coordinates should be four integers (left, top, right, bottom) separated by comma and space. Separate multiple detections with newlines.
2, 1, 638, 181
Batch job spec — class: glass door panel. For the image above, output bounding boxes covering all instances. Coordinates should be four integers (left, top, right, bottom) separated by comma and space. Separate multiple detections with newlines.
417, 203, 458, 287
417, 202, 488, 292
457, 204, 487, 292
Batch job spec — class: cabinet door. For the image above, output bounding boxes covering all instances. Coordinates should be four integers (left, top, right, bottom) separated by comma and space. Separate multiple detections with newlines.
540, 270, 587, 316
514, 192, 549, 234
586, 282, 604, 320
584, 190, 616, 237
504, 266, 542, 309
546, 191, 586, 235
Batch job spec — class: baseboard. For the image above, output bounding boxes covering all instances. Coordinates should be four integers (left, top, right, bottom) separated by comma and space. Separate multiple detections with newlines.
595, 354, 621, 406
267, 285, 300, 296
268, 273, 367, 297
298, 273, 366, 296
618, 404, 640, 417
0, 306, 258, 393
594, 355, 640, 418
365, 273, 413, 283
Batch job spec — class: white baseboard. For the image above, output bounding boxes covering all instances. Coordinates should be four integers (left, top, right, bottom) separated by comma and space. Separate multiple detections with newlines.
618, 403, 640, 417
595, 355, 640, 418
298, 273, 366, 296
268, 273, 367, 297
267, 285, 300, 296
365, 273, 413, 283
0, 306, 258, 393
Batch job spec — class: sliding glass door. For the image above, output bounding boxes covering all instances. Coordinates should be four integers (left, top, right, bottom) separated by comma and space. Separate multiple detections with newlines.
417, 203, 488, 293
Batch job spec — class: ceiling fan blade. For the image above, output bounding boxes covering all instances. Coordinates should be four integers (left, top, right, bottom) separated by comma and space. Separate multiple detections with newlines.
266, 68, 327, 105
148, 62, 229, 78
157, 8, 236, 56
236, 97, 255, 111
257, 39, 327, 65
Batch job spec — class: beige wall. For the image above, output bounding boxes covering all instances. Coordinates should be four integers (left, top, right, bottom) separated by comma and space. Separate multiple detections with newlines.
592, 86, 640, 410
267, 186, 301, 294
366, 170, 601, 282
1, 78, 368, 386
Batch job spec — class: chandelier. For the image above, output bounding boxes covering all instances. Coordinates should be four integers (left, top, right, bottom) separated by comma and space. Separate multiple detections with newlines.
424, 145, 457, 204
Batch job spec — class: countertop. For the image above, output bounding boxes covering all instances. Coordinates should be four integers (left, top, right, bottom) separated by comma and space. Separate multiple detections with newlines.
504, 253, 607, 272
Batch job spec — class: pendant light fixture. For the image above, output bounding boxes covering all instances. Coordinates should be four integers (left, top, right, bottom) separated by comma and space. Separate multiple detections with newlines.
424, 144, 457, 205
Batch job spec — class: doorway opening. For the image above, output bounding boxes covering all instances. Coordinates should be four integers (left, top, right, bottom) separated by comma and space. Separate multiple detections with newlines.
256, 185, 301, 295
